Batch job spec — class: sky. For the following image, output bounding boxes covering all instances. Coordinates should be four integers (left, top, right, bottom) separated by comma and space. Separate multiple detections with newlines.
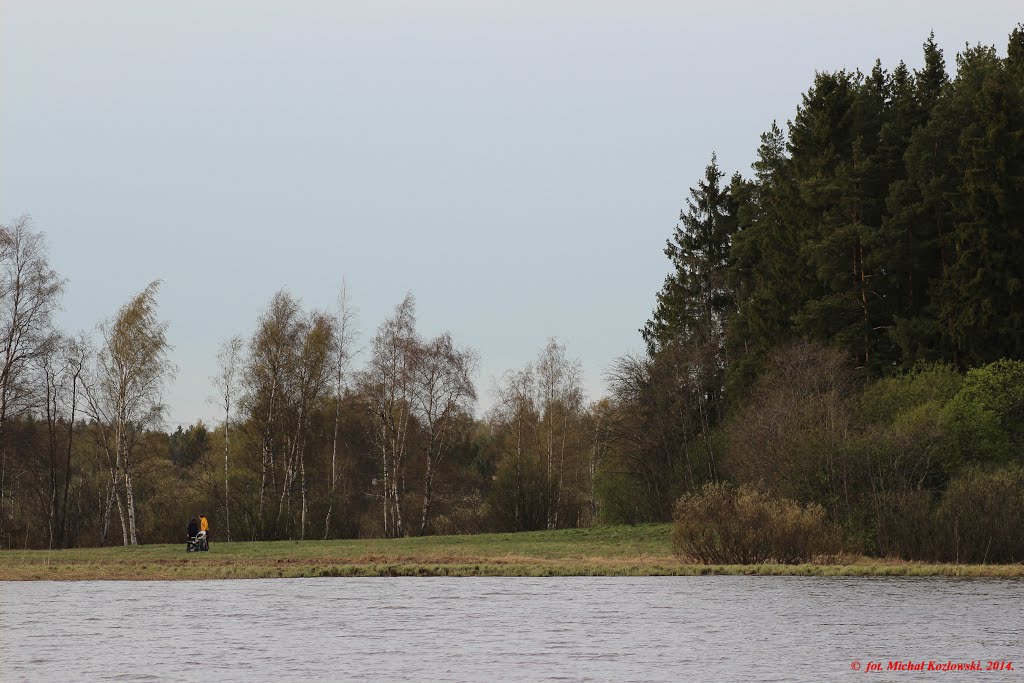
1, 0, 1021, 428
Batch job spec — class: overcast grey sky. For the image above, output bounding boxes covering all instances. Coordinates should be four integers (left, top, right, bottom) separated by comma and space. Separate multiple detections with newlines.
2, 0, 1020, 428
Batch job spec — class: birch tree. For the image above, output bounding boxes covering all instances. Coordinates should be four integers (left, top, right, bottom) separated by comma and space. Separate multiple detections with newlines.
490, 339, 584, 530
412, 333, 476, 535
245, 291, 301, 539
57, 336, 87, 548
211, 335, 243, 541
0, 217, 65, 541
358, 294, 416, 538
86, 281, 173, 545
39, 335, 88, 549
584, 398, 612, 524
243, 290, 335, 539
535, 338, 583, 529
284, 310, 334, 539
323, 284, 357, 539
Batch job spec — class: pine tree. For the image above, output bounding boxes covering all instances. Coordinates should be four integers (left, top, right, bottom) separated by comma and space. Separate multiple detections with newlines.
727, 122, 809, 383
870, 60, 924, 367
939, 45, 1024, 364
785, 69, 885, 365
886, 34, 955, 365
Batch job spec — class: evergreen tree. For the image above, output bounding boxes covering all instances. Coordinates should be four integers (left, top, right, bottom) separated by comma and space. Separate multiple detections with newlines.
1009, 24, 1024, 71
938, 45, 1024, 364
916, 32, 949, 110
869, 60, 925, 367
727, 122, 808, 384
722, 31, 1024, 375
804, 66, 892, 368
783, 69, 886, 365
887, 35, 957, 364
643, 154, 738, 355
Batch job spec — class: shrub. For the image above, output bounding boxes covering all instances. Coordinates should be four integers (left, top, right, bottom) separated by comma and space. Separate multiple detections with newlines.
858, 363, 962, 424
936, 466, 1024, 563
430, 493, 491, 536
672, 483, 842, 564
487, 454, 551, 532
947, 360, 1024, 467
856, 363, 960, 491
871, 489, 942, 561
722, 342, 855, 510
871, 467, 1024, 563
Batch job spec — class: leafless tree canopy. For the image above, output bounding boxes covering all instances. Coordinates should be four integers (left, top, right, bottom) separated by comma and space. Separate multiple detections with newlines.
0, 217, 66, 545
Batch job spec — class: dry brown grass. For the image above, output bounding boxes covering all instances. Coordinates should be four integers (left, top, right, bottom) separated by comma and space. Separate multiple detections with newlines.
1, 525, 1021, 580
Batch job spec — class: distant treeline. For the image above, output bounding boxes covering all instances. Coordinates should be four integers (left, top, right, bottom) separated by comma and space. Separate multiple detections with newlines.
2, 27, 1022, 562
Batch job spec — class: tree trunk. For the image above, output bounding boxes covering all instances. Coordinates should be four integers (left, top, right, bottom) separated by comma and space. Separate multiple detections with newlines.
277, 434, 298, 538
419, 450, 434, 536
0, 436, 7, 543
46, 377, 58, 550
255, 382, 277, 541
59, 375, 78, 548
99, 472, 114, 546
224, 411, 231, 542
859, 238, 870, 367
255, 450, 267, 541
323, 394, 341, 540
391, 430, 405, 538
379, 418, 390, 538
299, 436, 308, 540
117, 489, 128, 547
124, 459, 138, 545
98, 462, 116, 548
393, 480, 404, 537
101, 473, 128, 548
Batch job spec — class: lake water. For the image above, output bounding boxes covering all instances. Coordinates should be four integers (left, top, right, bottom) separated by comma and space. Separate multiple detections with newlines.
1, 577, 1022, 681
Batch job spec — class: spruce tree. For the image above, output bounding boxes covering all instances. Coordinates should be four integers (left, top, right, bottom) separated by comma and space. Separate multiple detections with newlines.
643, 154, 737, 355
1009, 24, 1024, 71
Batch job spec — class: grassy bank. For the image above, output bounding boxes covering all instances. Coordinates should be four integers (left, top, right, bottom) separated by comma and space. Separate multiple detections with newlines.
1, 525, 1021, 580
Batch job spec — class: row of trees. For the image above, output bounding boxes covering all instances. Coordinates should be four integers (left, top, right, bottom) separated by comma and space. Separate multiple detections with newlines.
220, 293, 603, 542
3, 27, 1022, 559
223, 288, 480, 541
0, 221, 608, 546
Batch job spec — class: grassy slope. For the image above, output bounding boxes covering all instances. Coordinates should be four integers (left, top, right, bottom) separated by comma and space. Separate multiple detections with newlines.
1, 525, 1021, 580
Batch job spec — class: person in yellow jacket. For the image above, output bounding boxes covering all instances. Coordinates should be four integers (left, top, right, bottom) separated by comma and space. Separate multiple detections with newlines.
199, 514, 210, 551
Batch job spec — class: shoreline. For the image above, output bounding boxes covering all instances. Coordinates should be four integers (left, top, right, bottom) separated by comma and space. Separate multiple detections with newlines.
3, 563, 1023, 582
1, 525, 1021, 581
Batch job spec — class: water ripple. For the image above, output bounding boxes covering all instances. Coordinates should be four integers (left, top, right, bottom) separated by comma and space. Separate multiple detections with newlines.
1, 576, 1022, 682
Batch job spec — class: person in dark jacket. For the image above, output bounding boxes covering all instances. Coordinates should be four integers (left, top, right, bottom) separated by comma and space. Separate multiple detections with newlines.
187, 517, 199, 540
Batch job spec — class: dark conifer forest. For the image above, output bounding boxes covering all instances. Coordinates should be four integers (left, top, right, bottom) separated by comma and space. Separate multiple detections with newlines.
2, 27, 1023, 562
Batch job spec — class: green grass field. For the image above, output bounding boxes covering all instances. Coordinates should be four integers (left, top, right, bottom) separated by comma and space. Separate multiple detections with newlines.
1, 525, 1021, 580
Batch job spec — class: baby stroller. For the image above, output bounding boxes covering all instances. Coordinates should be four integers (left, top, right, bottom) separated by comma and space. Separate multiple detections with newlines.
186, 529, 208, 552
